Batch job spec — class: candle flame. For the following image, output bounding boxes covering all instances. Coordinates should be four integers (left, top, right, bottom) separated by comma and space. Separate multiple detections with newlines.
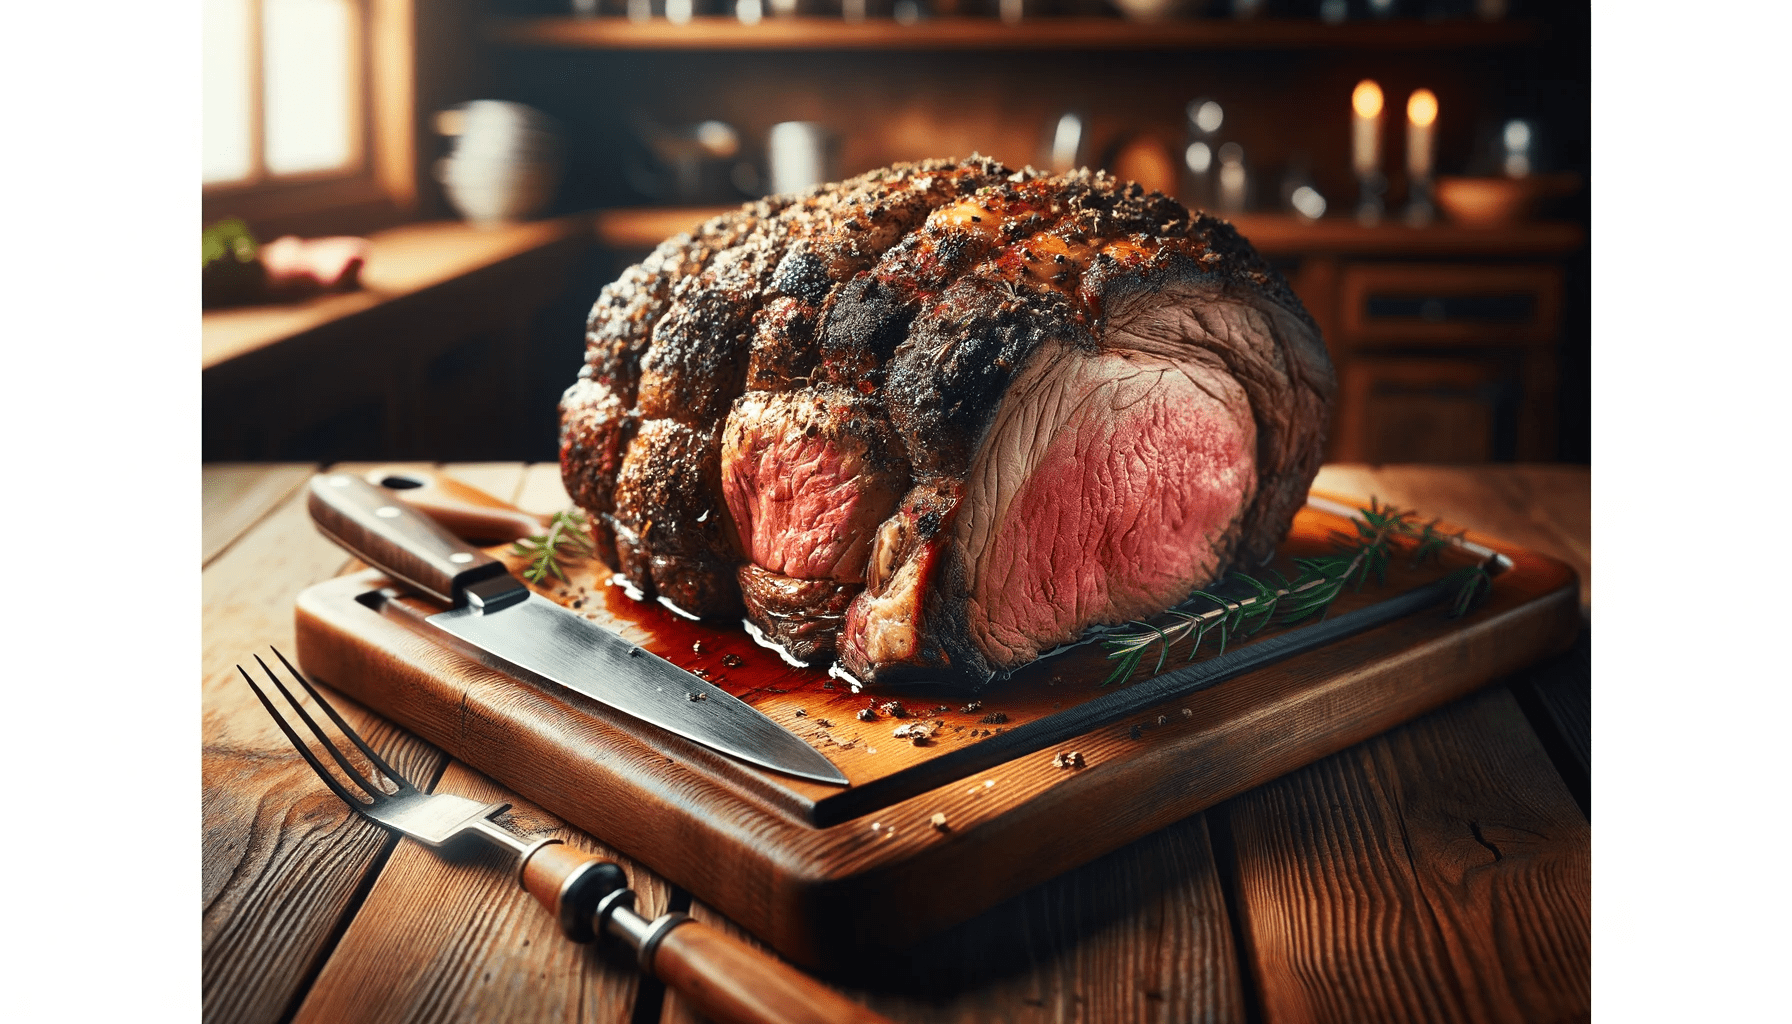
1352, 80, 1383, 119
1407, 89, 1438, 128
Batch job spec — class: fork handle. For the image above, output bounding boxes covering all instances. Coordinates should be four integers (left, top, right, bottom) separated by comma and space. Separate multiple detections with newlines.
648, 919, 893, 1024
520, 843, 892, 1024
308, 472, 512, 606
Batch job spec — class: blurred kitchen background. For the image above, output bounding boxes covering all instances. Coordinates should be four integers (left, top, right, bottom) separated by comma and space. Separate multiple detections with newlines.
202, 0, 1588, 466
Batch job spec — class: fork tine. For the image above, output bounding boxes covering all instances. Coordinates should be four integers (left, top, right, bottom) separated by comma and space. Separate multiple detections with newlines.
253, 654, 390, 801
269, 647, 415, 794
238, 664, 369, 809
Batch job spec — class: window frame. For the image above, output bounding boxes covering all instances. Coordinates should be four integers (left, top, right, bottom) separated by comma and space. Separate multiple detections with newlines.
203, 0, 416, 236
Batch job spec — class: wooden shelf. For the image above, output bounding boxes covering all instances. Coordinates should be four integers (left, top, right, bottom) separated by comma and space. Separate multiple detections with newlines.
594, 205, 1583, 258
486, 15, 1543, 52
1218, 214, 1584, 257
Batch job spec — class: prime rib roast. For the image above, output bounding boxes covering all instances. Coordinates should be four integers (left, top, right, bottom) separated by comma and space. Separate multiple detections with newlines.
559, 156, 1335, 691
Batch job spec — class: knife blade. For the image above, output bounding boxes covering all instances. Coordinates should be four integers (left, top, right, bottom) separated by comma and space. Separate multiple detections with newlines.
306, 472, 849, 786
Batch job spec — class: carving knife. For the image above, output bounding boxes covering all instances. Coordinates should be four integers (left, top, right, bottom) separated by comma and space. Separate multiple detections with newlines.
307, 472, 849, 786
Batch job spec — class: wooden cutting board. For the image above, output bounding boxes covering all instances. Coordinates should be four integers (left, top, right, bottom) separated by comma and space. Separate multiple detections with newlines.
293, 490, 1578, 970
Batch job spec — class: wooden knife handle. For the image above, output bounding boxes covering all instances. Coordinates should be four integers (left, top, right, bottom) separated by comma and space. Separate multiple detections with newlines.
362, 466, 548, 543
649, 921, 893, 1024
307, 472, 509, 605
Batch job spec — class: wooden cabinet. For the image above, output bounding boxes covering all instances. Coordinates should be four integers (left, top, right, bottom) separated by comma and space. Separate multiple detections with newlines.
1285, 251, 1577, 464
1337, 264, 1561, 347
1334, 354, 1518, 465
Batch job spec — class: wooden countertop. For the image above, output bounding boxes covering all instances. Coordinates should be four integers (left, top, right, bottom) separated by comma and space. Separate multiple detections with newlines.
201, 218, 593, 371
201, 462, 1589, 1024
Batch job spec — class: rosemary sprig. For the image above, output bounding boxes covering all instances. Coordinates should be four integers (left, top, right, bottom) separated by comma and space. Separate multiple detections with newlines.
1099, 500, 1492, 687
509, 510, 597, 585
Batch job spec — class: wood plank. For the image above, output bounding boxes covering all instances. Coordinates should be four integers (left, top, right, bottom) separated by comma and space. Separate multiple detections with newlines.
513, 460, 575, 516
201, 463, 528, 1024
1507, 629, 1590, 817
289, 761, 671, 1024
438, 462, 537, 508
1312, 464, 1590, 610
663, 812, 1241, 1023
201, 694, 450, 1024
202, 463, 317, 566
1219, 685, 1590, 1024
1525, 634, 1589, 778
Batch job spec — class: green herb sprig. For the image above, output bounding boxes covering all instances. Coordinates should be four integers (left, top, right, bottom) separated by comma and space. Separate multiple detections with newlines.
1099, 500, 1492, 687
510, 510, 597, 585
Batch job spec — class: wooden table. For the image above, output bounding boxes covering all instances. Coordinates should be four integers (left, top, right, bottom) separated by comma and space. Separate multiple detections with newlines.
202, 462, 1590, 1024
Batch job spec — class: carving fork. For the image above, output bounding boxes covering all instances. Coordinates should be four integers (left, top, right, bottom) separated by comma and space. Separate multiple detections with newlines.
238, 648, 888, 1024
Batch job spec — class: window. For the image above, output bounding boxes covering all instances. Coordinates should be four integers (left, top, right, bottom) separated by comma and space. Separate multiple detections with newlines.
204, 0, 414, 232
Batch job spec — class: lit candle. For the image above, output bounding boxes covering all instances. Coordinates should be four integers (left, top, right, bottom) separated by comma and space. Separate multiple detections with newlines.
1351, 79, 1383, 177
1406, 88, 1437, 179
1404, 88, 1438, 225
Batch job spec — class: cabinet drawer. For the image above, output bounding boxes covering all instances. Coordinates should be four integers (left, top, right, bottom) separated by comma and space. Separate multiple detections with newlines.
1332, 355, 1522, 464
1338, 263, 1561, 347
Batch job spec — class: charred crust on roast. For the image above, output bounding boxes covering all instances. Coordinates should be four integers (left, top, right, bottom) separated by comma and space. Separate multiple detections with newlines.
1083, 213, 1317, 340
874, 225, 995, 300
577, 208, 760, 402
816, 274, 921, 389
884, 278, 1092, 478
558, 378, 639, 566
839, 478, 991, 686
772, 246, 831, 305
611, 419, 740, 617
638, 285, 757, 423
744, 296, 821, 392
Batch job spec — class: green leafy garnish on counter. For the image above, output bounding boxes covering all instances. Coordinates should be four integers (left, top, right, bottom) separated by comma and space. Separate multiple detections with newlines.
202, 217, 258, 268
510, 510, 597, 585
1099, 500, 1494, 687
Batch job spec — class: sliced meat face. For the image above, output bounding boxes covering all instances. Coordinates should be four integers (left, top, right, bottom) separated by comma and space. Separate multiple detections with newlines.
1099, 279, 1335, 570
953, 337, 1256, 671
721, 385, 911, 583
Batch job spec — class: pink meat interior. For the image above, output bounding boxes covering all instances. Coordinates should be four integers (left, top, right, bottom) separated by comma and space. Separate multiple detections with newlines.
955, 339, 1258, 668
721, 388, 906, 582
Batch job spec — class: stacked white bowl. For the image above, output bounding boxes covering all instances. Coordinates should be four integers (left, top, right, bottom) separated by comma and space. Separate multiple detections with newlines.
437, 101, 563, 226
